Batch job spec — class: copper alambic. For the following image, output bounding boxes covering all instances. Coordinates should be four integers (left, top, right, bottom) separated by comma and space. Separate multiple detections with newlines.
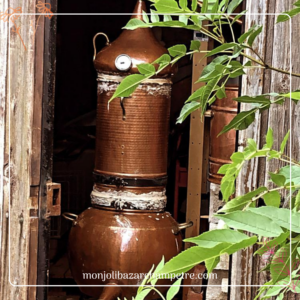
208, 85, 239, 184
63, 1, 192, 300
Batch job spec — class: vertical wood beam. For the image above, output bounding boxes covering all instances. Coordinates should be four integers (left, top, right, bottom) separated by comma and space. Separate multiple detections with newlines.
185, 41, 209, 241
231, 1, 300, 300
0, 1, 37, 299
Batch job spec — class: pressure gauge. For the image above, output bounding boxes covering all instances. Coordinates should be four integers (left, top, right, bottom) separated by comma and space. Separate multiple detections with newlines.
115, 54, 132, 71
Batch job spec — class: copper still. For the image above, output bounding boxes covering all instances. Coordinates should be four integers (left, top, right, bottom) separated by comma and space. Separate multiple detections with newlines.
63, 1, 191, 299
208, 84, 239, 184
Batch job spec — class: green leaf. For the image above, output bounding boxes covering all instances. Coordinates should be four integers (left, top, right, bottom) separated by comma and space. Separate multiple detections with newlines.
202, 77, 220, 110
280, 130, 290, 153
157, 244, 229, 276
184, 229, 252, 247
206, 42, 236, 57
263, 191, 281, 207
218, 164, 231, 174
185, 86, 205, 103
135, 288, 152, 300
154, 0, 183, 13
231, 152, 244, 163
150, 256, 165, 285
295, 191, 300, 210
248, 25, 263, 46
254, 232, 290, 255
294, 0, 300, 7
150, 9, 159, 23
192, 0, 198, 11
261, 284, 285, 299
279, 165, 300, 186
269, 172, 286, 187
163, 15, 172, 21
277, 7, 300, 23
153, 53, 171, 64
219, 108, 257, 135
124, 18, 149, 30
234, 95, 271, 105
270, 243, 299, 283
142, 11, 149, 23
247, 138, 257, 151
210, 0, 220, 14
166, 277, 182, 300
153, 54, 171, 72
238, 26, 256, 44
190, 40, 201, 51
205, 256, 220, 274
228, 60, 244, 72
232, 10, 247, 24
266, 128, 274, 149
220, 177, 236, 201
138, 264, 155, 293
221, 236, 257, 255
179, 0, 188, 10
201, 0, 208, 13
282, 90, 300, 103
168, 44, 187, 57
219, 187, 268, 213
216, 211, 284, 237
197, 64, 227, 82
268, 150, 281, 160
200, 55, 229, 78
247, 206, 300, 233
176, 102, 200, 124
137, 63, 156, 75
276, 293, 284, 300
219, 0, 229, 11
227, 0, 243, 13
179, 15, 189, 25
109, 74, 147, 102
216, 86, 226, 99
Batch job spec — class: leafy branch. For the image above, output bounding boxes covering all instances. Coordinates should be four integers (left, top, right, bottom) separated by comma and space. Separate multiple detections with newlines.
108, 0, 300, 135
132, 131, 300, 300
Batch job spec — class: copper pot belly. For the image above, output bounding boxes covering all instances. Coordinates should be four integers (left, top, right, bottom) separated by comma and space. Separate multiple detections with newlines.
67, 207, 184, 299
209, 86, 238, 184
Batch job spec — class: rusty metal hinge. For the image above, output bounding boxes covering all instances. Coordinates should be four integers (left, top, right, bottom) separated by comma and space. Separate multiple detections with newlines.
46, 182, 61, 217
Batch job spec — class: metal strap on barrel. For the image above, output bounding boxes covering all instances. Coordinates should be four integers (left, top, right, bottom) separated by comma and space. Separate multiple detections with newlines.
93, 173, 168, 187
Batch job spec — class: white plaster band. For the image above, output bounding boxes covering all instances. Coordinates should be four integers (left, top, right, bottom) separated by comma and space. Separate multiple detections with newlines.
96, 73, 172, 85
91, 188, 167, 210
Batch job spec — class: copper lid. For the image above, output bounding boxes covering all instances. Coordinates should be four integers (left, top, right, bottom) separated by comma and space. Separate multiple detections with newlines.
93, 0, 176, 77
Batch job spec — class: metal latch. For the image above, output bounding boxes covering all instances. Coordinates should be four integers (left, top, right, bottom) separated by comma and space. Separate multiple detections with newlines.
46, 182, 61, 217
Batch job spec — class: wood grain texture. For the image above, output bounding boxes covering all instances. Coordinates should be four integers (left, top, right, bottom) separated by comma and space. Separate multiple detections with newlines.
230, 1, 300, 299
0, 0, 40, 299
185, 42, 209, 241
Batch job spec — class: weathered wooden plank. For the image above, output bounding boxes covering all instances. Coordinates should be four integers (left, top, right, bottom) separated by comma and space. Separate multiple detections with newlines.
31, 0, 45, 186
183, 39, 209, 300
185, 41, 209, 241
0, 1, 39, 299
230, 2, 269, 297
36, 1, 57, 299
231, 1, 300, 300
0, 0, 8, 262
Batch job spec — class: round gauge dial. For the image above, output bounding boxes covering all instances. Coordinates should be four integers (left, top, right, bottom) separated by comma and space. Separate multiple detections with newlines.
115, 54, 132, 71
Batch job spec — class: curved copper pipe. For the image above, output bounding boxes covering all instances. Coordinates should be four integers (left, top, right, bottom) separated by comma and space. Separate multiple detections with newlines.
98, 282, 122, 300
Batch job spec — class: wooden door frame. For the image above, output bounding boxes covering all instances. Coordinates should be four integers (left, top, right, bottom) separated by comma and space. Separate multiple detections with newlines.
31, 1, 58, 299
